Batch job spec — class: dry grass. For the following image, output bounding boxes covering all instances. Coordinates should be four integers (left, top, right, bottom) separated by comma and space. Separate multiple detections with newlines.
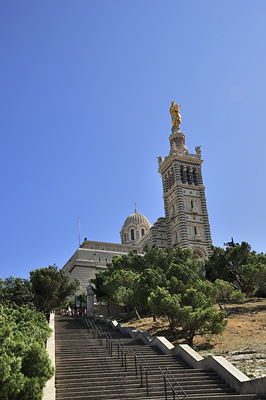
116, 298, 266, 378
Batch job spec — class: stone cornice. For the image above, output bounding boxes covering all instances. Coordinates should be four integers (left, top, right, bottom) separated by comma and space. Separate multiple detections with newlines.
80, 239, 141, 250
159, 153, 203, 174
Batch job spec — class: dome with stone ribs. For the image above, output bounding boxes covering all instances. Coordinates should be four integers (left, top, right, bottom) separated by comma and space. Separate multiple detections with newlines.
120, 209, 151, 245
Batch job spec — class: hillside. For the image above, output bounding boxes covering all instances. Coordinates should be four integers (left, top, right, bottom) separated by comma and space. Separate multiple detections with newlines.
120, 298, 266, 379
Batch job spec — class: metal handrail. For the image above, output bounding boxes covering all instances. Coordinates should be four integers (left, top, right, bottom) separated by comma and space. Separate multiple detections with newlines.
115, 339, 129, 371
159, 367, 188, 400
134, 348, 151, 372
96, 325, 105, 344
89, 321, 115, 357
86, 318, 93, 329
117, 339, 129, 354
78, 317, 151, 397
84, 318, 103, 342
103, 331, 113, 356
84, 318, 94, 331
131, 348, 151, 396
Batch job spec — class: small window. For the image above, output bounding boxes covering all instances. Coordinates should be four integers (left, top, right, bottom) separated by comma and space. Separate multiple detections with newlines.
131, 229, 135, 240
141, 228, 145, 236
99, 258, 101, 262
191, 200, 193, 208
194, 227, 197, 235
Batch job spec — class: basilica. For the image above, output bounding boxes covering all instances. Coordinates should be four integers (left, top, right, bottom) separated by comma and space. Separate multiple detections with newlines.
62, 103, 212, 294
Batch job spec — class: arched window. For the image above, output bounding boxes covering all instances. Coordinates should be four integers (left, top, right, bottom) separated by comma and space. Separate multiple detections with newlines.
141, 228, 145, 236
186, 168, 191, 184
180, 166, 185, 183
194, 227, 197, 235
193, 169, 197, 185
131, 229, 135, 240
191, 200, 193, 208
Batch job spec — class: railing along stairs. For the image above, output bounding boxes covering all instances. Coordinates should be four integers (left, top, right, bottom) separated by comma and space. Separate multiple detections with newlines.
79, 316, 187, 398
159, 367, 189, 400
131, 347, 151, 397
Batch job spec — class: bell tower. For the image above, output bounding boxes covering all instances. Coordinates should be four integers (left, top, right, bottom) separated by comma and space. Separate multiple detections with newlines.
157, 102, 212, 258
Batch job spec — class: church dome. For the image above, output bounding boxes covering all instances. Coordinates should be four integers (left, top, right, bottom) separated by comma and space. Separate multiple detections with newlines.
123, 211, 150, 229
120, 208, 151, 245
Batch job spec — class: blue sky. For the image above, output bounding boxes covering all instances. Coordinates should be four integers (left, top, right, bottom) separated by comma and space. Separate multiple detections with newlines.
1, 1, 266, 280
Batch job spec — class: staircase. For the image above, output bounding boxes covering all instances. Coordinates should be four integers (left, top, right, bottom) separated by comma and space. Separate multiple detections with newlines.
55, 315, 265, 400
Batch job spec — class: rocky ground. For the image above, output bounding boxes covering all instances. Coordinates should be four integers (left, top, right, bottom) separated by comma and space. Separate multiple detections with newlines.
121, 298, 266, 379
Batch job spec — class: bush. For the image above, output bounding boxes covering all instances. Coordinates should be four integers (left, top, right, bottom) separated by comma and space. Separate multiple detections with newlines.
0, 307, 54, 400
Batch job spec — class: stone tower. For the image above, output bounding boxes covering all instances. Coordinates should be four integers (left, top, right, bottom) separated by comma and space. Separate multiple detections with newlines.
157, 102, 212, 258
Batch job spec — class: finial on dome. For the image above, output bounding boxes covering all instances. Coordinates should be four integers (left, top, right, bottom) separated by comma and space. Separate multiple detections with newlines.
134, 203, 137, 213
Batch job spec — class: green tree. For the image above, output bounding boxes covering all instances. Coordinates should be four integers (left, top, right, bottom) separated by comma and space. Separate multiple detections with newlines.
91, 246, 170, 315
205, 242, 266, 296
92, 262, 138, 312
92, 245, 227, 346
148, 278, 226, 347
213, 279, 245, 310
0, 276, 34, 309
130, 266, 166, 315
30, 265, 80, 318
253, 262, 266, 296
148, 286, 180, 336
0, 307, 54, 400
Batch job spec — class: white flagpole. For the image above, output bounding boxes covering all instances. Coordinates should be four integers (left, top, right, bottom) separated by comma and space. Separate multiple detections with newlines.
78, 217, 80, 247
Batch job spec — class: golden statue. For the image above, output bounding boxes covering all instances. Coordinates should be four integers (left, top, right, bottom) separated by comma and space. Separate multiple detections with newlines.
169, 101, 181, 127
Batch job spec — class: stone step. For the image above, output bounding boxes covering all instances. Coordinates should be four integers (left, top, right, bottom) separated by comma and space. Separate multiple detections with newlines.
56, 381, 232, 394
55, 358, 188, 368
55, 377, 227, 389
55, 384, 236, 396
54, 354, 188, 363
55, 369, 220, 380
54, 386, 240, 400
55, 373, 214, 384
55, 316, 266, 400
56, 394, 265, 400
55, 373, 225, 383
54, 366, 208, 377
55, 352, 176, 360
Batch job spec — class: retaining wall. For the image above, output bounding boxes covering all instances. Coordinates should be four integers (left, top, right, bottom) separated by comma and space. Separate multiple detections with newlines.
43, 313, 55, 400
